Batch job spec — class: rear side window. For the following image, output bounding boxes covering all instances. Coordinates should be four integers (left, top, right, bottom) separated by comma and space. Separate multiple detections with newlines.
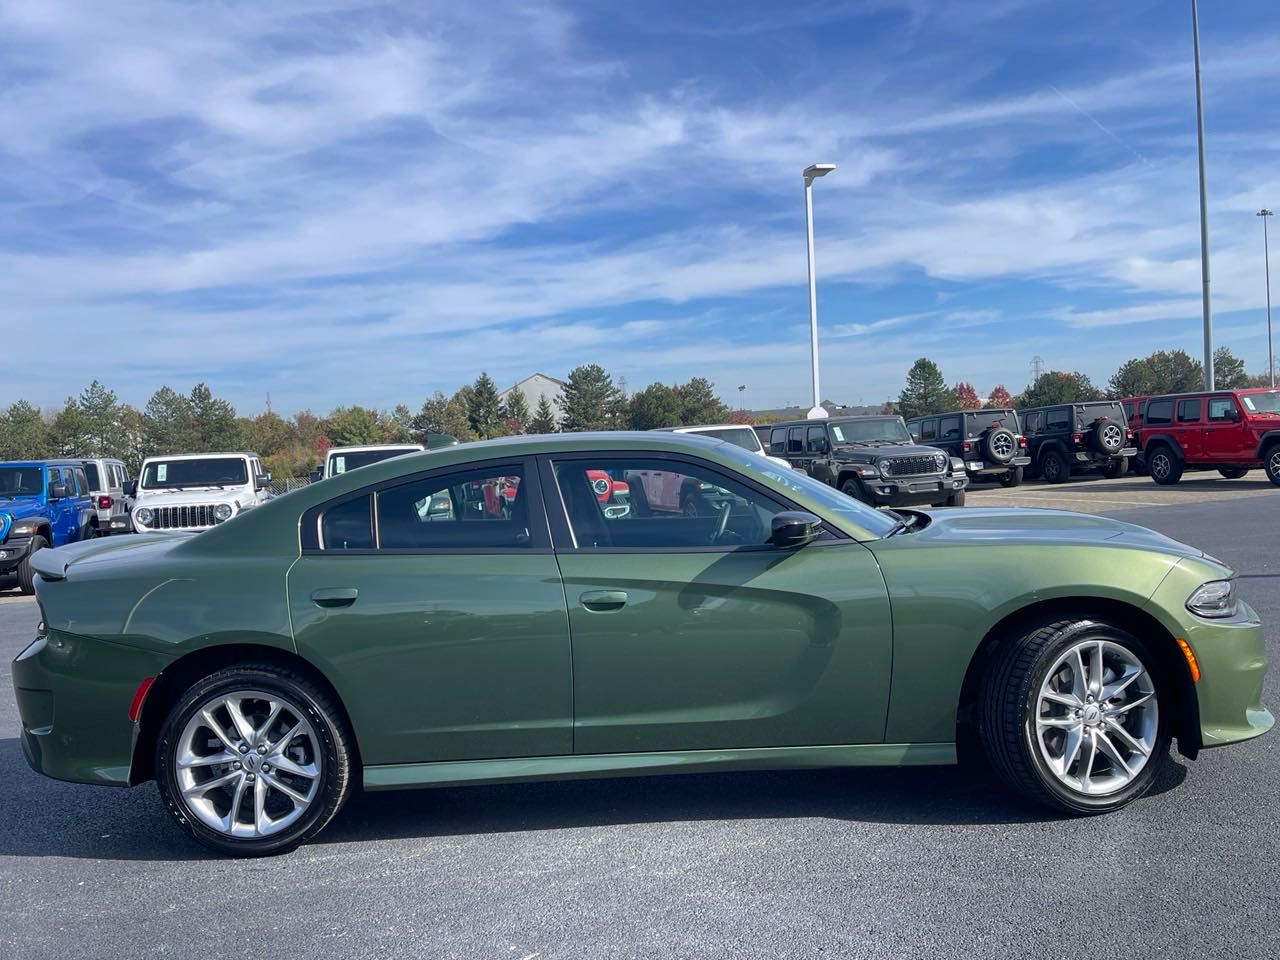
938, 416, 962, 441
920, 419, 938, 441
1046, 410, 1071, 430
1146, 400, 1173, 425
1023, 412, 1040, 434
321, 495, 374, 550
73, 468, 89, 495
1177, 399, 1202, 422
377, 466, 529, 550
787, 427, 804, 455
1208, 398, 1236, 421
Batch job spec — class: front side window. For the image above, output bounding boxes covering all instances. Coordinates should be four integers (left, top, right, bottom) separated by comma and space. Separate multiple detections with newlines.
553, 458, 790, 550
1208, 397, 1237, 421
377, 466, 528, 550
1145, 400, 1173, 425
1178, 399, 1202, 423
806, 425, 827, 453
142, 457, 249, 489
769, 427, 787, 455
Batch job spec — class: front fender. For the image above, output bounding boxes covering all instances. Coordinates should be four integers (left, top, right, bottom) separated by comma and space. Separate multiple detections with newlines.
1254, 430, 1280, 459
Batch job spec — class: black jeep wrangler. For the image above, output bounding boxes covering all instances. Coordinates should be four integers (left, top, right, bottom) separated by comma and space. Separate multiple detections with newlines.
1020, 401, 1135, 483
905, 408, 1031, 487
767, 416, 969, 507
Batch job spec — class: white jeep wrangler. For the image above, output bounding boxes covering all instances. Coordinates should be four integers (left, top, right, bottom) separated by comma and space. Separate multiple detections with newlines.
126, 452, 271, 532
312, 443, 424, 481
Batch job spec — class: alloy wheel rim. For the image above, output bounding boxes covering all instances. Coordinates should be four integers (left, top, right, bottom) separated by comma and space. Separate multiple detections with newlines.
1044, 457, 1060, 479
175, 690, 322, 839
992, 432, 1013, 459
1151, 454, 1170, 479
1103, 424, 1123, 449
1034, 639, 1158, 796
1270, 450, 1280, 477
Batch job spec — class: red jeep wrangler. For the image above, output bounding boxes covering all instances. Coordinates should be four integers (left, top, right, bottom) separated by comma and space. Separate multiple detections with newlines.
1139, 388, 1280, 486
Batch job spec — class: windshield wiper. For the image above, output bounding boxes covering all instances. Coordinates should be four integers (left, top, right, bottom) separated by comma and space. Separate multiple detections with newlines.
884, 514, 920, 538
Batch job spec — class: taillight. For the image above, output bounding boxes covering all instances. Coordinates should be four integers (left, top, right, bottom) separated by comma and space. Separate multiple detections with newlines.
97, 495, 112, 510
1072, 433, 1083, 444
1126, 429, 1134, 440
962, 441, 971, 452
1018, 436, 1027, 448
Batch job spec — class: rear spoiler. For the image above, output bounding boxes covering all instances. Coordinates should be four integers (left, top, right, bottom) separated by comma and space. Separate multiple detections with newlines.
30, 550, 70, 581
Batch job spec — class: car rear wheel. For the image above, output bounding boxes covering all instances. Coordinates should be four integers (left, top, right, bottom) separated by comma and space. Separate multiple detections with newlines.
156, 664, 353, 857
979, 618, 1169, 814
1264, 445, 1280, 487
1218, 467, 1249, 479
1040, 450, 1070, 484
16, 535, 48, 595
1103, 457, 1126, 480
999, 466, 1024, 487
1148, 447, 1183, 485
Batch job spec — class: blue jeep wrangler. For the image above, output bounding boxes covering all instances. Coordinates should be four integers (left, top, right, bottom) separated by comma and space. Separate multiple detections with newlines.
0, 460, 97, 594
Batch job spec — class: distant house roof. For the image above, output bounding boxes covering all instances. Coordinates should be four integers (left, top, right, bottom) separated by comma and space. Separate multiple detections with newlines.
499, 373, 568, 415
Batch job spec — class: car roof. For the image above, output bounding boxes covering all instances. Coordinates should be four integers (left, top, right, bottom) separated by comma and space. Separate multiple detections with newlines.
1019, 400, 1122, 413
327, 443, 425, 454
905, 408, 1017, 421
652, 424, 754, 433
0, 459, 90, 467
139, 451, 261, 463
769, 415, 899, 428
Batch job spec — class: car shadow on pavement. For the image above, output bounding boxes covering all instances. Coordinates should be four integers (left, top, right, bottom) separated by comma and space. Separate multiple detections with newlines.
0, 737, 1188, 861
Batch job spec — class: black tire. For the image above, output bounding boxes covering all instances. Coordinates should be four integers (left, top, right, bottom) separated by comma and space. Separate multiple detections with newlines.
1129, 455, 1148, 476
978, 617, 1170, 814
945, 489, 966, 507
1148, 446, 1183, 486
985, 428, 1016, 464
1265, 444, 1280, 487
1090, 418, 1125, 454
156, 664, 354, 857
999, 465, 1024, 488
16, 535, 48, 595
840, 477, 872, 504
680, 495, 701, 518
1103, 457, 1125, 480
1218, 467, 1249, 479
1040, 449, 1070, 484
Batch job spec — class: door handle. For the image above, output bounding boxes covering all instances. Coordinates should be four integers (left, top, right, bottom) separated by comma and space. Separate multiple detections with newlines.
311, 587, 358, 608
579, 590, 628, 612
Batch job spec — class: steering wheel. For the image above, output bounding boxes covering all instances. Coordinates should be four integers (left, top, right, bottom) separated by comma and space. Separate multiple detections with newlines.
710, 501, 732, 544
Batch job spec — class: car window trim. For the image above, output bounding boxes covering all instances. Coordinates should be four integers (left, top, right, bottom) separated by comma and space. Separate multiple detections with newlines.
537, 450, 846, 555
301, 455, 552, 555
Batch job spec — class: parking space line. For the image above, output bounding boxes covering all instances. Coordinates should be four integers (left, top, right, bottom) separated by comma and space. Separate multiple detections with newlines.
972, 494, 1169, 507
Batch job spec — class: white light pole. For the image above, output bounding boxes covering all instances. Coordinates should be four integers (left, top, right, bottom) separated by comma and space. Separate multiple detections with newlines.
1259, 208, 1275, 387
1191, 0, 1214, 390
803, 162, 836, 419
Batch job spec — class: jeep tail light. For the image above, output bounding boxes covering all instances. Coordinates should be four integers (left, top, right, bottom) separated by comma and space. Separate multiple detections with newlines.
97, 495, 112, 510
1072, 433, 1083, 444
1126, 428, 1134, 439
1018, 436, 1027, 448
962, 441, 971, 452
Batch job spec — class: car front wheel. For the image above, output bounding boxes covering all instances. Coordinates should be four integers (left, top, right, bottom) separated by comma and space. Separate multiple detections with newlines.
1264, 445, 1280, 487
16, 535, 48, 595
156, 664, 353, 857
979, 618, 1169, 814
840, 478, 872, 504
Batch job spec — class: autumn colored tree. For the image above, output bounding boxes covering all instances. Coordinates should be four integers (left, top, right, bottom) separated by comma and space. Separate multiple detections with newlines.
988, 384, 1013, 408
953, 382, 982, 410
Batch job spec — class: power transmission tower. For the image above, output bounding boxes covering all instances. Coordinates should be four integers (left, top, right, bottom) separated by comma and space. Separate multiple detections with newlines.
1030, 356, 1045, 381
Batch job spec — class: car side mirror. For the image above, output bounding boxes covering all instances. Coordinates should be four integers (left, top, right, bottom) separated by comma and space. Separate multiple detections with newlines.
255, 473, 272, 490
1227, 407, 1240, 421
308, 469, 323, 483
49, 483, 69, 500
122, 479, 137, 497
770, 511, 823, 549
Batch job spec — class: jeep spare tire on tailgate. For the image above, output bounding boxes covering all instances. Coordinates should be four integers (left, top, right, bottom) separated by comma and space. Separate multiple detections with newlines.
985, 427, 1016, 463
1090, 418, 1125, 454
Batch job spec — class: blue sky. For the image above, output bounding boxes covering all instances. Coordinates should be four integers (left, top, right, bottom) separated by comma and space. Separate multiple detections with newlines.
2, 0, 1278, 415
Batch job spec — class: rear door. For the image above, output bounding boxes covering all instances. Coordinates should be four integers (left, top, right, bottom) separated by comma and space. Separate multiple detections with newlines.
288, 458, 573, 766
544, 452, 893, 754
1176, 398, 1205, 460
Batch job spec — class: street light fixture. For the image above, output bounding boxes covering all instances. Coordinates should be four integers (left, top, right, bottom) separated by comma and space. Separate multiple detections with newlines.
803, 163, 836, 419
1259, 208, 1275, 388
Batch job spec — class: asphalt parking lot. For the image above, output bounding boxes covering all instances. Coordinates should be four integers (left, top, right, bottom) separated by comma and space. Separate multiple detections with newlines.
2, 482, 1277, 959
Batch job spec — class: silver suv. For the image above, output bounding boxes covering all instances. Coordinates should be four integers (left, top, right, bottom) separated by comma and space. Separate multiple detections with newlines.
79, 457, 133, 532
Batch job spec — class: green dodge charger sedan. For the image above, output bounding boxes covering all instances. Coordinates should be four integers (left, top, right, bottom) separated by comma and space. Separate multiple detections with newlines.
12, 432, 1272, 856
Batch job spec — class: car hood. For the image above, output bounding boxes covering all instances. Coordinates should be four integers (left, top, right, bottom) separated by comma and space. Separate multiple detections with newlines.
0, 500, 47, 524
134, 488, 247, 507
833, 443, 944, 459
893, 507, 1207, 560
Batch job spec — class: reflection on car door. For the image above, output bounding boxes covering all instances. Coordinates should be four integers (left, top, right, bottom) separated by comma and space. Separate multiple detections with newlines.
288, 460, 573, 766
544, 454, 893, 754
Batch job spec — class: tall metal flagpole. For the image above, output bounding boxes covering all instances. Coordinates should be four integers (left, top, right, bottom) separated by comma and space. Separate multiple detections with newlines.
1192, 0, 1214, 389
1260, 209, 1275, 387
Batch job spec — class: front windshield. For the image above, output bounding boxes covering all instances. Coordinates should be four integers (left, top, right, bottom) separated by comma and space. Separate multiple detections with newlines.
0, 467, 44, 498
142, 457, 248, 489
713, 443, 899, 539
328, 447, 421, 474
830, 419, 912, 444
693, 427, 762, 454
1241, 391, 1280, 414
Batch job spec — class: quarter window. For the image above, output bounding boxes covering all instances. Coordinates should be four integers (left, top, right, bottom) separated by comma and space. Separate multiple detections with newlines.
1145, 399, 1173, 425
552, 458, 790, 550
321, 495, 374, 550
376, 466, 529, 550
1208, 398, 1236, 421
1177, 399, 1202, 423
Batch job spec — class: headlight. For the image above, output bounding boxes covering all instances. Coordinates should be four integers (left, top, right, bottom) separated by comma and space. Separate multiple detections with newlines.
214, 503, 233, 522
134, 507, 153, 527
936, 453, 948, 471
1186, 579, 1239, 619
12, 520, 40, 536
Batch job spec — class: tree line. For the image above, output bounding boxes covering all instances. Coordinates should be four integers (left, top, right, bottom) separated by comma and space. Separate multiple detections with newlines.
0, 366, 732, 478
893, 346, 1266, 419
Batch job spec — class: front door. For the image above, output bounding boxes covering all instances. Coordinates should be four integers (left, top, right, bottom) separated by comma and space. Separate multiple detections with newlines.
288, 460, 573, 766
1203, 396, 1250, 461
46, 467, 76, 543
544, 453, 893, 755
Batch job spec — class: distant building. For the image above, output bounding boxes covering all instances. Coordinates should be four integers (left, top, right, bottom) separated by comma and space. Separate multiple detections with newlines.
747, 400, 884, 421
499, 373, 567, 419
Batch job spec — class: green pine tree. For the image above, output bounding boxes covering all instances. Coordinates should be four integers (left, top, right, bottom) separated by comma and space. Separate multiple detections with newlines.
528, 394, 559, 434
501, 389, 530, 433
897, 358, 956, 419
467, 373, 505, 439
560, 364, 623, 432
